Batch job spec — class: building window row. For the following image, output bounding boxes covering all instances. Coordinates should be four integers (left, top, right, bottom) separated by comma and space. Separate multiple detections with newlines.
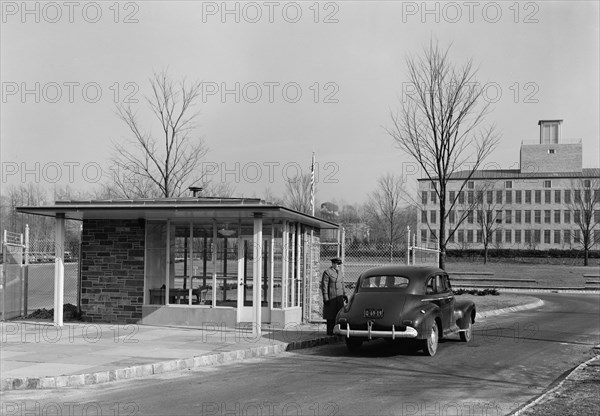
421, 209, 599, 225
438, 228, 598, 245
421, 188, 599, 205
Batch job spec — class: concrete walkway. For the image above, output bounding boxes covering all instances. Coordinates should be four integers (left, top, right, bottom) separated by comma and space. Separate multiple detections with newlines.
0, 298, 547, 391
1, 321, 335, 391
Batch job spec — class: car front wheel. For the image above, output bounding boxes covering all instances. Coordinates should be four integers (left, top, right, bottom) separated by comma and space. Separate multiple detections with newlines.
421, 321, 439, 356
345, 337, 363, 353
460, 319, 473, 342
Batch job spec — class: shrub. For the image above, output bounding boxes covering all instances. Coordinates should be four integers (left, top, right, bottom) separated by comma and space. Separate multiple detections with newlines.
454, 288, 499, 296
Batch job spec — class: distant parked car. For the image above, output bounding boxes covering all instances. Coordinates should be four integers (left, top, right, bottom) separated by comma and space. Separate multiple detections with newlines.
334, 265, 476, 356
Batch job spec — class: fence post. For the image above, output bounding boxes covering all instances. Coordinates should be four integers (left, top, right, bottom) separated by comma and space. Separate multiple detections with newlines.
406, 226, 410, 265
1, 232, 5, 321
23, 225, 29, 317
341, 227, 346, 279
413, 234, 417, 265
54, 214, 65, 327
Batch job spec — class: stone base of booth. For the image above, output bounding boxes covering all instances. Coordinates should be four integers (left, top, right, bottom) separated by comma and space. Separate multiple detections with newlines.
270, 308, 302, 327
141, 305, 237, 327
140, 306, 303, 328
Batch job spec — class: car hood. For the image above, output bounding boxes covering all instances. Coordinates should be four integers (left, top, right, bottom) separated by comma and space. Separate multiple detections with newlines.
338, 291, 415, 327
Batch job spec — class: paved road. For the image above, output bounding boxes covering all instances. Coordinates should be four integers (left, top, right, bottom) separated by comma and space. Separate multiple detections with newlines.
2, 293, 598, 416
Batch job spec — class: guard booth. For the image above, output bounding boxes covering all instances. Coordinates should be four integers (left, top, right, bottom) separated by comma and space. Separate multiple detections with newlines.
17, 197, 338, 329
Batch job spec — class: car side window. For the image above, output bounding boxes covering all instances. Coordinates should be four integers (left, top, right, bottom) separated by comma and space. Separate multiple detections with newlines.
435, 275, 444, 293
443, 275, 452, 292
425, 277, 436, 294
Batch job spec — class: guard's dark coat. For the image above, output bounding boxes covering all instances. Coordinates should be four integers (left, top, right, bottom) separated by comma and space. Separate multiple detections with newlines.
321, 266, 346, 319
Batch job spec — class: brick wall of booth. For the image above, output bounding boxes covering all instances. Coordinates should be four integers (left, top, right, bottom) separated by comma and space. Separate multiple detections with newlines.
80, 219, 145, 323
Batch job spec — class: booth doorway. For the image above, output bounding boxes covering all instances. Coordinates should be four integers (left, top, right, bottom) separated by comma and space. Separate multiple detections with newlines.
236, 235, 254, 322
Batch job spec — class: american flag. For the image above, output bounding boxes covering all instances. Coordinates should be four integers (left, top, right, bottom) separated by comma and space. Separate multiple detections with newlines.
310, 152, 315, 216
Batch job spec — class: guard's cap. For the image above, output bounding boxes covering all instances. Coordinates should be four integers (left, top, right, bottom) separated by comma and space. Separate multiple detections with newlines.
330, 257, 342, 264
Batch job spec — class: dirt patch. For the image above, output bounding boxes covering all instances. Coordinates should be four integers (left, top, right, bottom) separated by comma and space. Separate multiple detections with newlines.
24, 303, 81, 321
516, 356, 600, 416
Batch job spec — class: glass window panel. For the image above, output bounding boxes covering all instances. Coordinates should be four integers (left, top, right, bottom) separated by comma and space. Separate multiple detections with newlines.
145, 221, 167, 305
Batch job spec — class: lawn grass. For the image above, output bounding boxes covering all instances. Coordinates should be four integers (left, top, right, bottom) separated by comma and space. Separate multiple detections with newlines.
455, 293, 540, 313
446, 260, 599, 288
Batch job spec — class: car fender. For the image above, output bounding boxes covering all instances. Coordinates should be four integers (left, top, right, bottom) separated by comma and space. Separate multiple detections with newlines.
403, 302, 440, 339
454, 299, 476, 330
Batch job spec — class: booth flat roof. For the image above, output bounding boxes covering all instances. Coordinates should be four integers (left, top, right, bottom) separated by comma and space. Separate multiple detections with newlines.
16, 197, 340, 229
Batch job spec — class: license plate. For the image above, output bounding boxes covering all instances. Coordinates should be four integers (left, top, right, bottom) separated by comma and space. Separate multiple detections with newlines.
364, 308, 384, 319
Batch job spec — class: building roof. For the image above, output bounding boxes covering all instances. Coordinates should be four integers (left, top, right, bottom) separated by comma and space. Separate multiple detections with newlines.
538, 119, 563, 125
16, 197, 340, 229
417, 168, 600, 182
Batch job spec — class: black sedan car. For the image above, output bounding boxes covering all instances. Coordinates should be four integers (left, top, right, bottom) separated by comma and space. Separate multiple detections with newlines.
333, 265, 475, 356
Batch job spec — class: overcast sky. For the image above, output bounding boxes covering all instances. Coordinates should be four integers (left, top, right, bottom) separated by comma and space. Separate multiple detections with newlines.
1, 1, 598, 207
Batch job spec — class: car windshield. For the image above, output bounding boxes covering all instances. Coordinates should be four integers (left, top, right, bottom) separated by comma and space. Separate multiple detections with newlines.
360, 275, 410, 289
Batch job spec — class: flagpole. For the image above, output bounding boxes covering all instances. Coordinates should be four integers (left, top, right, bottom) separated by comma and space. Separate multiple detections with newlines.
310, 151, 315, 216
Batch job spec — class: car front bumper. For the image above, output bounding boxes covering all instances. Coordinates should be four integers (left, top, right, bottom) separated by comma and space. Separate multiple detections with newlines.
333, 323, 418, 340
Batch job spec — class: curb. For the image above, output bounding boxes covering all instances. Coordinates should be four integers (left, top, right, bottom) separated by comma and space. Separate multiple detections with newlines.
0, 336, 340, 391
0, 300, 545, 391
477, 299, 545, 319
508, 354, 600, 416
455, 286, 600, 294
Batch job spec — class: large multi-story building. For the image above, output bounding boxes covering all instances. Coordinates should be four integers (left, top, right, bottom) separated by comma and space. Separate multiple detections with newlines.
417, 120, 599, 250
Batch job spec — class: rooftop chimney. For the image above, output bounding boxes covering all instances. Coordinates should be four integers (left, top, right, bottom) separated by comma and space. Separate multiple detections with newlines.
188, 186, 203, 197
538, 119, 563, 144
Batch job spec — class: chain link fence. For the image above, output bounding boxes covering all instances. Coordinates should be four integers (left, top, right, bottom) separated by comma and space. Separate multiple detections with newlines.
1, 231, 24, 320
310, 239, 407, 322
340, 241, 407, 290
25, 238, 80, 313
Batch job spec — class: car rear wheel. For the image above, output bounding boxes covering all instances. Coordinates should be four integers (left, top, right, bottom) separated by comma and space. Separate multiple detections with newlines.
460, 319, 472, 342
421, 321, 439, 356
345, 337, 363, 353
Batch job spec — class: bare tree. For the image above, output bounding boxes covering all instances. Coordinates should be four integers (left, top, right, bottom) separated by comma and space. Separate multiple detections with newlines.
338, 203, 368, 244
283, 173, 313, 213
1, 184, 54, 238
386, 41, 500, 269
365, 173, 411, 261
567, 177, 600, 266
473, 182, 504, 264
110, 71, 209, 198
201, 182, 236, 198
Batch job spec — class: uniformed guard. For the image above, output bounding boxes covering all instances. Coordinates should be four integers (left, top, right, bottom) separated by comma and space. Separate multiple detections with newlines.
321, 257, 347, 335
